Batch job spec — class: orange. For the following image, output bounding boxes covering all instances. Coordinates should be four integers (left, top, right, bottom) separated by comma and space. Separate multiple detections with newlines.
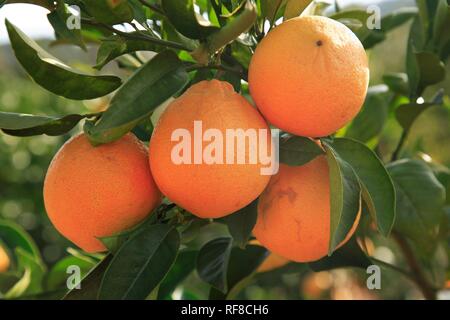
43, 133, 161, 253
0, 245, 10, 273
248, 15, 369, 137
149, 80, 271, 218
253, 157, 360, 262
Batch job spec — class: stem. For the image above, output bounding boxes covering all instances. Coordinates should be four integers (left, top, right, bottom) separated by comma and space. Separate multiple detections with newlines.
186, 63, 241, 75
138, 0, 165, 15
391, 130, 408, 161
81, 19, 189, 51
393, 232, 437, 300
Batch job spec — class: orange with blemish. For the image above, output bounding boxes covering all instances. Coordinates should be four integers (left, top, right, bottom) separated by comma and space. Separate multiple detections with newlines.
253, 157, 360, 262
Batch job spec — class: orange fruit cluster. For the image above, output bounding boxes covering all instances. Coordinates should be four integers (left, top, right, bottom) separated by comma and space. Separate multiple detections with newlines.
43, 16, 366, 261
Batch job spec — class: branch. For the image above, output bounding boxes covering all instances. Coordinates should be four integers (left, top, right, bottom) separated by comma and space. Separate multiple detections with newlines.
393, 232, 437, 300
81, 19, 189, 51
138, 0, 165, 15
391, 130, 408, 161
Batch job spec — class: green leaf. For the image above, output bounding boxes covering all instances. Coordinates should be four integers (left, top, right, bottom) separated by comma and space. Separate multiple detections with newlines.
330, 10, 371, 41
5, 248, 46, 298
196, 237, 233, 293
406, 16, 424, 99
284, 0, 313, 20
329, 138, 396, 236
209, 244, 267, 299
99, 224, 180, 300
47, 1, 86, 50
2, 0, 54, 9
158, 250, 197, 300
309, 237, 371, 271
83, 0, 133, 25
6, 20, 121, 100
218, 201, 257, 248
45, 256, 96, 291
383, 73, 409, 96
395, 89, 444, 131
362, 8, 416, 49
260, 0, 282, 22
64, 255, 113, 300
416, 51, 446, 87
0, 219, 41, 261
387, 160, 445, 251
279, 135, 324, 166
95, 34, 163, 69
86, 50, 189, 144
0, 111, 92, 137
161, 0, 220, 39
344, 87, 389, 143
323, 142, 361, 254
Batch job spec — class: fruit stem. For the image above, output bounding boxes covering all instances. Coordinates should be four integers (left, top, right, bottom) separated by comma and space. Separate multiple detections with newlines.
392, 232, 438, 300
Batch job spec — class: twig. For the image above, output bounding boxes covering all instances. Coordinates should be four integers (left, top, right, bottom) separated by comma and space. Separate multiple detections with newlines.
138, 0, 165, 15
185, 63, 244, 78
393, 232, 437, 300
81, 19, 189, 51
391, 130, 407, 161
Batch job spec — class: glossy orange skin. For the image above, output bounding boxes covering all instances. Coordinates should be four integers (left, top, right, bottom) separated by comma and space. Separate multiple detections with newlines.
249, 16, 369, 137
254, 158, 360, 262
44, 133, 161, 252
149, 80, 271, 218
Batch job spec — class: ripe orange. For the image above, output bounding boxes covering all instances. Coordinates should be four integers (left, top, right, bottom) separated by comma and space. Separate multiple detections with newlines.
253, 157, 360, 262
43, 133, 161, 253
0, 245, 10, 273
249, 15, 369, 137
149, 80, 271, 218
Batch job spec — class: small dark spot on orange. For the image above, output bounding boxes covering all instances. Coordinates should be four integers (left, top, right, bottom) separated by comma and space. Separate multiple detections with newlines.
316, 40, 323, 47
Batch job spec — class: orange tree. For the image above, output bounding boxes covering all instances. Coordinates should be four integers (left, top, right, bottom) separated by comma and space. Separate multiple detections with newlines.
0, 0, 449, 300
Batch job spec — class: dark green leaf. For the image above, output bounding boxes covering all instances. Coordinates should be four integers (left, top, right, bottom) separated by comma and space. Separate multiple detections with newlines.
95, 34, 162, 69
161, 0, 219, 39
309, 237, 371, 271
86, 50, 189, 144
330, 10, 371, 41
345, 87, 389, 143
323, 143, 361, 254
2, 0, 54, 9
99, 224, 180, 300
329, 138, 396, 236
0, 219, 41, 260
416, 51, 446, 87
395, 89, 444, 130
218, 201, 257, 248
86, 51, 189, 143
387, 160, 445, 251
45, 256, 96, 291
279, 135, 324, 166
64, 255, 113, 300
83, 0, 133, 25
196, 237, 233, 293
158, 250, 197, 300
0, 111, 92, 137
47, 1, 85, 50
406, 16, 424, 99
383, 73, 409, 96
209, 244, 267, 299
6, 20, 121, 100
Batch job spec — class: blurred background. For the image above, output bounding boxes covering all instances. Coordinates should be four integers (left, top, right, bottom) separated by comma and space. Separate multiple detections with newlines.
0, 0, 449, 299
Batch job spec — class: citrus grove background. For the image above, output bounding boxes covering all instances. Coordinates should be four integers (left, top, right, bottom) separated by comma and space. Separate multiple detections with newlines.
0, 0, 449, 300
